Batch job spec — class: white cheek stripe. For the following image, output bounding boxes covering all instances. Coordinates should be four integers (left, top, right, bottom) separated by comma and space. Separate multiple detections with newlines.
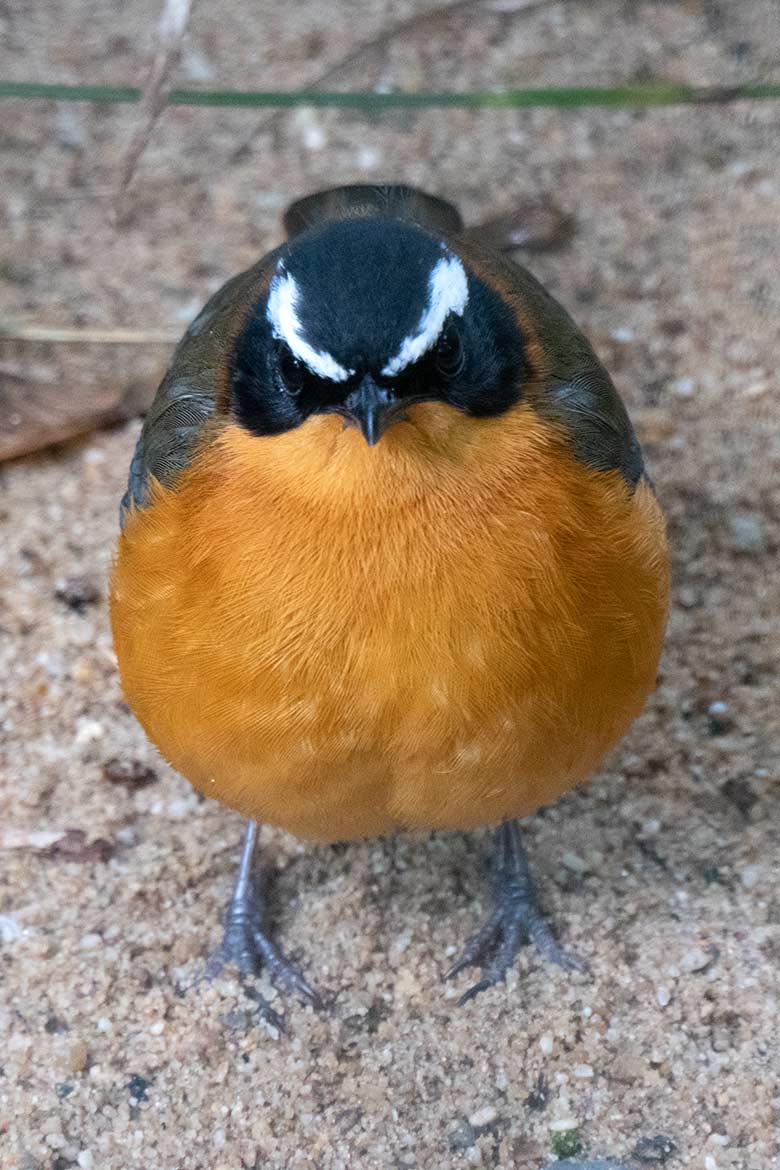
266, 266, 354, 383
381, 252, 469, 377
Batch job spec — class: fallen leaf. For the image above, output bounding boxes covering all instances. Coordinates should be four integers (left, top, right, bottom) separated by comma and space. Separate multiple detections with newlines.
464, 198, 577, 254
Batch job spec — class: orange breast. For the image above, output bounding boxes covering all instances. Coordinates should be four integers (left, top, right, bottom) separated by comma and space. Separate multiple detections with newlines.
110, 404, 669, 841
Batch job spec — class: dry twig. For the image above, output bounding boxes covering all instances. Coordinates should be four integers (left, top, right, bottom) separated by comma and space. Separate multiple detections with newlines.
114, 0, 192, 222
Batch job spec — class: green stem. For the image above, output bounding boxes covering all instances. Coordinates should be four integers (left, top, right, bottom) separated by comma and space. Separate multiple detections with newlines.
0, 79, 778, 109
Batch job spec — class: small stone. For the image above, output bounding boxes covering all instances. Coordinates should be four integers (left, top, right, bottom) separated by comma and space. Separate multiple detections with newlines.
550, 1117, 579, 1132
525, 1072, 549, 1111
632, 1134, 678, 1163
707, 699, 734, 737
66, 1040, 88, 1073
102, 757, 158, 789
127, 1074, 151, 1101
448, 1121, 476, 1151
79, 933, 102, 950
55, 575, 101, 611
71, 658, 93, 683
677, 586, 700, 609
149, 1019, 166, 1035
561, 851, 588, 874
610, 326, 635, 343
682, 947, 711, 973
0, 915, 22, 943
74, 719, 105, 746
539, 1032, 554, 1055
721, 778, 758, 819
610, 1054, 646, 1083
740, 865, 760, 890
468, 1105, 498, 1130
726, 512, 765, 553
671, 376, 695, 397
77, 1153, 94, 1169
656, 984, 671, 1007
47, 829, 113, 864
573, 1064, 594, 1078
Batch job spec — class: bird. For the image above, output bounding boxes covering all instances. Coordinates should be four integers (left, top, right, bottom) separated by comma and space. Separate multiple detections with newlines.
110, 183, 669, 1014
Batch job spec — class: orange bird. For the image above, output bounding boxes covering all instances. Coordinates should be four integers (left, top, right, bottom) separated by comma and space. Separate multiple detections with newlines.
111, 185, 669, 1013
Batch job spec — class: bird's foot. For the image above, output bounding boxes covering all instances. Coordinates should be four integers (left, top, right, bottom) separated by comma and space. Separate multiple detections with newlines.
203, 823, 321, 1028
446, 820, 587, 1005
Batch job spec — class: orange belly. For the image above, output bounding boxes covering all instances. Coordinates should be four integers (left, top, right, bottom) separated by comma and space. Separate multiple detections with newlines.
110, 406, 669, 841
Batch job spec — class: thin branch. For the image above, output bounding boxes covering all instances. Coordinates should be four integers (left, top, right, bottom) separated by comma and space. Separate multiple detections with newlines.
114, 0, 192, 222
0, 324, 177, 344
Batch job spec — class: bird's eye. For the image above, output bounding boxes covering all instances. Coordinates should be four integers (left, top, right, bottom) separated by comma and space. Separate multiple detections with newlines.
435, 326, 465, 379
277, 344, 305, 395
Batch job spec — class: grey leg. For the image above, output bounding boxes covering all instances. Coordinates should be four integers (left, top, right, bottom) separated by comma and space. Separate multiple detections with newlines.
446, 820, 586, 1005
206, 821, 321, 1024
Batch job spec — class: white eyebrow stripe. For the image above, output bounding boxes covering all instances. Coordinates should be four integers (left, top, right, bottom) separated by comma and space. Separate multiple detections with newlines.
381, 253, 469, 377
266, 266, 354, 383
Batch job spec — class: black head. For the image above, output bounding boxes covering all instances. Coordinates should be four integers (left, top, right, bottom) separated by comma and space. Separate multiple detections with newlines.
230, 217, 526, 444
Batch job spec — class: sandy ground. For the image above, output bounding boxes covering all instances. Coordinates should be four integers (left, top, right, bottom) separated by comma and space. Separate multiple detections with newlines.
1, 2, 779, 1168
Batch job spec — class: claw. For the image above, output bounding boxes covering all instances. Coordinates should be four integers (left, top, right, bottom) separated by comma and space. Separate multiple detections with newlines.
202, 821, 321, 1020
446, 820, 586, 1003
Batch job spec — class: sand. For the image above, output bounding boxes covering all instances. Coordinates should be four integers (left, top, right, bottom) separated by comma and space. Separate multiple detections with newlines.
1, 1, 779, 1167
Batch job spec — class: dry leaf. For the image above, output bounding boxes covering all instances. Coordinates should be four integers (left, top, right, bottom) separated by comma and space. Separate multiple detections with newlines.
464, 199, 577, 254
0, 373, 151, 462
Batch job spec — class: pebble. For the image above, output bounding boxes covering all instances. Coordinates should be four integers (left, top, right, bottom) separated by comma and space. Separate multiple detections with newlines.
0, 914, 22, 943
74, 719, 105, 747
678, 586, 701, 609
682, 947, 710, 973
448, 1120, 476, 1151
66, 1040, 88, 1073
77, 1153, 94, 1169
468, 1106, 498, 1129
562, 851, 588, 874
539, 1032, 554, 1055
632, 1134, 678, 1163
550, 1117, 579, 1132
671, 376, 696, 397
656, 984, 672, 1007
726, 512, 766, 553
54, 575, 101, 610
740, 866, 761, 890
71, 658, 93, 683
102, 758, 158, 789
573, 1064, 594, 1078
79, 933, 102, 950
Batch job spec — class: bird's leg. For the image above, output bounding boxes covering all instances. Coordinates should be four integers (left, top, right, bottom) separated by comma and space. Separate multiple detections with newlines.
205, 821, 321, 1023
446, 819, 586, 1005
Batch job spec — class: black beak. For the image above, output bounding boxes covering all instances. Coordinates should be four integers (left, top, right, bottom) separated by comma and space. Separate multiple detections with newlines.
342, 375, 397, 446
